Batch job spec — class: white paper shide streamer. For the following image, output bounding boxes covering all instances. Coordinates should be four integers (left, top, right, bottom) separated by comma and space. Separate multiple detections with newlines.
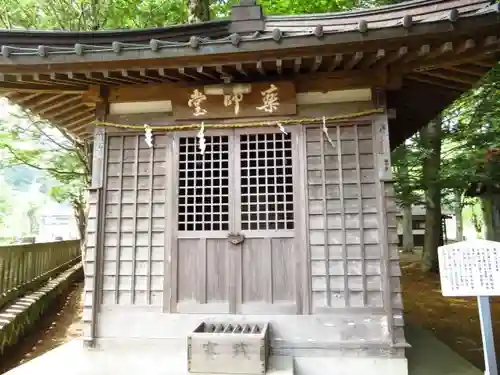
276, 121, 288, 135
197, 122, 206, 155
144, 124, 153, 148
322, 116, 335, 149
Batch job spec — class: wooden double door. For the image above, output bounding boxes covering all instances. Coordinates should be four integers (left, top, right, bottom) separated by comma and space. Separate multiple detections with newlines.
169, 128, 301, 314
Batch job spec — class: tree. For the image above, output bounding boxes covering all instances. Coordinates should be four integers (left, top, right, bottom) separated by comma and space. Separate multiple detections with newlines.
187, 0, 210, 23
0, 178, 12, 228
0, 104, 90, 240
420, 116, 443, 273
0, 0, 189, 30
444, 65, 500, 241
0, 0, 208, 240
392, 140, 424, 253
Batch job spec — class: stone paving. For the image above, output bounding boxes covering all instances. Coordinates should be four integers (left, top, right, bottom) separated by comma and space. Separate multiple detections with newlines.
406, 323, 481, 375
2, 323, 483, 375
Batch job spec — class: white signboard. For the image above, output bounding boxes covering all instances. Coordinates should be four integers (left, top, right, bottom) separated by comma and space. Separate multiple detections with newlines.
438, 240, 500, 297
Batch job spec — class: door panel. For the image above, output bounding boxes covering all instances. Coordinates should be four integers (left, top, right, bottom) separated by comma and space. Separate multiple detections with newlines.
172, 128, 300, 314
237, 237, 297, 314
175, 134, 232, 313
234, 129, 298, 314
177, 238, 230, 313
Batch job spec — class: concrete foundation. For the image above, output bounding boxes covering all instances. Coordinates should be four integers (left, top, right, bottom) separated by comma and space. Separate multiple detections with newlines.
4, 323, 485, 375
3, 338, 408, 375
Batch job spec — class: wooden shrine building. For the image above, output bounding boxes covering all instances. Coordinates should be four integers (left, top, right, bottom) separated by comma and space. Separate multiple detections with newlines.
0, 1, 499, 374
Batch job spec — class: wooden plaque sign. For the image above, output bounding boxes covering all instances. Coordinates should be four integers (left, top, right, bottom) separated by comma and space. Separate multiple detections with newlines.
171, 81, 296, 120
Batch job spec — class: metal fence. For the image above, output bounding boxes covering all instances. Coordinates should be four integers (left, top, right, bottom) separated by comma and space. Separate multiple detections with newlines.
0, 240, 81, 310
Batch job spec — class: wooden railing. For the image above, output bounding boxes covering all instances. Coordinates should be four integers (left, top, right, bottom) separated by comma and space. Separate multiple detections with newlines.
0, 240, 81, 310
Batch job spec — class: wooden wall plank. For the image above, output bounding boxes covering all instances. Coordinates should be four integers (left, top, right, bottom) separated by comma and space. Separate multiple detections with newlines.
102, 134, 166, 307
319, 127, 331, 307
146, 136, 155, 305
306, 121, 387, 313
336, 126, 349, 307
130, 136, 139, 304
354, 125, 368, 306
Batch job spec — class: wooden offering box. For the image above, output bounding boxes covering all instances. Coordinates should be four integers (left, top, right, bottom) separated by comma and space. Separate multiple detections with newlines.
187, 322, 270, 374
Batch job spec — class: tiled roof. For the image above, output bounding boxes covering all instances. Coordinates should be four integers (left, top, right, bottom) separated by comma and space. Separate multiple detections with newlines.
0, 0, 497, 143
0, 0, 496, 60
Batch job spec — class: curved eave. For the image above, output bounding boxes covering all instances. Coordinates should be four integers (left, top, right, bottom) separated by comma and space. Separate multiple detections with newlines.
0, 11, 499, 70
0, 0, 497, 142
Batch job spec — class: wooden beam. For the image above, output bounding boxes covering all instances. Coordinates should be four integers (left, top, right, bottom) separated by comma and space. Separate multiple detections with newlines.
0, 85, 86, 93
0, 73, 62, 88
419, 69, 476, 86
48, 103, 88, 120
108, 69, 394, 103
474, 58, 498, 68
426, 41, 453, 60
29, 94, 69, 111
215, 65, 232, 80
235, 63, 248, 76
294, 58, 302, 73
196, 66, 219, 80
400, 44, 430, 64
345, 52, 363, 70
445, 64, 489, 78
48, 72, 86, 86
3, 91, 38, 104
138, 68, 164, 83
50, 106, 92, 123
66, 114, 94, 129
120, 69, 150, 84
395, 36, 500, 73
256, 61, 266, 76
13, 93, 54, 107
178, 67, 202, 81
406, 74, 468, 92
329, 54, 343, 71
456, 39, 476, 55
276, 59, 283, 75
310, 56, 323, 72
384, 46, 409, 65
98, 71, 131, 85
359, 49, 385, 69
37, 96, 83, 115
82, 85, 106, 105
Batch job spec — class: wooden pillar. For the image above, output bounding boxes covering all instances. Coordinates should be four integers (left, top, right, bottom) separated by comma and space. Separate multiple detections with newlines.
82, 87, 108, 348
372, 87, 395, 345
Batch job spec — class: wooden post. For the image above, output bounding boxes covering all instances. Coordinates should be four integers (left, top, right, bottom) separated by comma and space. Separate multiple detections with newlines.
482, 202, 500, 375
372, 87, 394, 344
83, 87, 108, 348
478, 295, 498, 375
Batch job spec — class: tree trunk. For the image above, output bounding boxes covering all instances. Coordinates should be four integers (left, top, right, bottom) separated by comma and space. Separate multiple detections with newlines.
454, 189, 464, 241
187, 0, 210, 23
91, 0, 100, 30
481, 195, 500, 241
72, 200, 87, 242
401, 203, 414, 252
420, 116, 442, 273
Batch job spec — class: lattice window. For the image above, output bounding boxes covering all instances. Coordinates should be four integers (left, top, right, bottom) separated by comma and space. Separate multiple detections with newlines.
240, 133, 294, 230
178, 136, 230, 231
